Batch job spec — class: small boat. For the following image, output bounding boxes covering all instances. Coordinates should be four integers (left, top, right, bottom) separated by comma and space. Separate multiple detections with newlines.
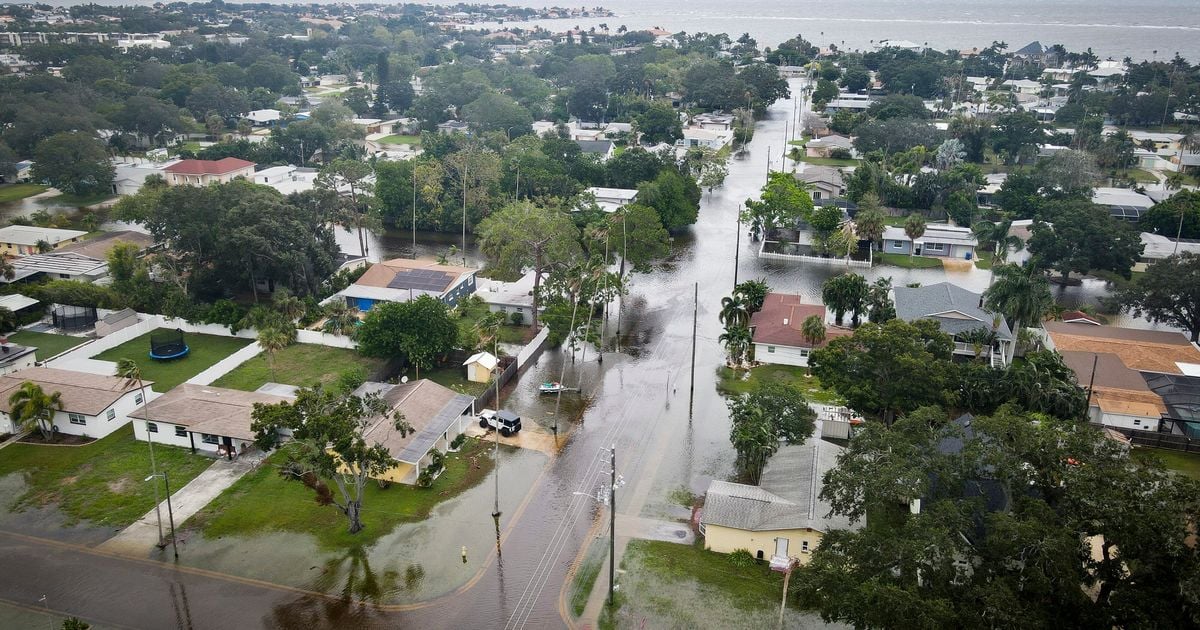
538, 381, 565, 394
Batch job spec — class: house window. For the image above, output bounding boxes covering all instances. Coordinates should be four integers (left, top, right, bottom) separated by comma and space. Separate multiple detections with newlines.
174, 426, 186, 438
767, 346, 776, 353
799, 348, 811, 358
134, 393, 144, 405
201, 433, 219, 445
69, 413, 86, 425
925, 242, 946, 252
147, 422, 158, 433
890, 241, 905, 250
801, 540, 810, 553
106, 409, 116, 421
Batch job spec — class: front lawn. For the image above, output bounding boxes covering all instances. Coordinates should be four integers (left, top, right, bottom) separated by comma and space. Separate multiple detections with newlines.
93, 331, 252, 392
1132, 448, 1200, 480
876, 252, 943, 269
421, 364, 490, 397
1116, 168, 1157, 184
7, 330, 88, 359
210, 343, 387, 392
604, 540, 791, 629
377, 134, 421, 146
0, 425, 211, 528
46, 191, 115, 207
717, 364, 841, 404
0, 183, 48, 203
187, 436, 496, 548
974, 250, 995, 270
456, 299, 530, 346
569, 537, 608, 617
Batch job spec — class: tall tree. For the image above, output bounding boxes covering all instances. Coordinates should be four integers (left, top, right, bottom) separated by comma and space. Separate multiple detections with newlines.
983, 263, 1053, 342
821, 273, 869, 327
852, 194, 886, 249
1116, 252, 1200, 342
355, 296, 458, 377
31, 132, 114, 197
477, 201, 582, 329
317, 159, 377, 258
903, 213, 926, 262
727, 381, 815, 483
1027, 203, 1143, 281
251, 386, 411, 534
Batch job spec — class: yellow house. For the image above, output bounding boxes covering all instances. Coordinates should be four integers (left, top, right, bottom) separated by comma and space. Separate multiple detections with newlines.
701, 440, 855, 565
356, 379, 476, 485
0, 225, 87, 257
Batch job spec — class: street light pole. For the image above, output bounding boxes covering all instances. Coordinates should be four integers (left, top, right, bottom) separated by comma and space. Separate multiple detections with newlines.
734, 204, 741, 288
147, 472, 178, 559
608, 445, 616, 608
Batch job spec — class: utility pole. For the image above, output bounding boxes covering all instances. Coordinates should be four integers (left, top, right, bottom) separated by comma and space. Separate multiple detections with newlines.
781, 120, 789, 171
461, 158, 468, 266
412, 161, 417, 257
608, 445, 616, 607
766, 146, 771, 181
1084, 353, 1099, 421
492, 333, 501, 520
733, 205, 741, 288
689, 282, 697, 419
153, 471, 178, 560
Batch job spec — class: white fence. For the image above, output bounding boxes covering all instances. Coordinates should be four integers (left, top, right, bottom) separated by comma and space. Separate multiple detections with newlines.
757, 241, 872, 268
516, 326, 550, 369
187, 342, 263, 386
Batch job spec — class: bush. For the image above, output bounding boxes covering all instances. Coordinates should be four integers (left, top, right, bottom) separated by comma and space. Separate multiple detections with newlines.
417, 468, 435, 487
450, 433, 467, 450
829, 147, 853, 160
728, 548, 757, 568
202, 299, 247, 329
509, 311, 525, 326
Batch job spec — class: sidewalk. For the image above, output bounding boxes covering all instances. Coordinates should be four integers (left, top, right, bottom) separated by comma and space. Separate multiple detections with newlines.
97, 451, 266, 555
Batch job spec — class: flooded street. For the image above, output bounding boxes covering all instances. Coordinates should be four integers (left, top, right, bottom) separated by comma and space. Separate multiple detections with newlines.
0, 80, 1154, 629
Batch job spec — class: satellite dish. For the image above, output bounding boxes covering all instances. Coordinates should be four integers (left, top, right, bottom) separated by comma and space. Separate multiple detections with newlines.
401, 376, 409, 383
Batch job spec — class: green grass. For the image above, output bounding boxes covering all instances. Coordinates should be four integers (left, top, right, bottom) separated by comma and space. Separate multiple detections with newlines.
1132, 448, 1200, 480
717, 364, 842, 404
0, 425, 211, 528
421, 364, 489, 397
187, 436, 495, 548
798, 155, 859, 167
787, 139, 807, 146
6, 331, 88, 359
1117, 168, 1157, 183
569, 538, 608, 617
974, 250, 995, 270
0, 184, 48, 203
210, 343, 386, 392
876, 251, 944, 269
93, 331, 252, 392
376, 134, 421, 146
456, 299, 528, 346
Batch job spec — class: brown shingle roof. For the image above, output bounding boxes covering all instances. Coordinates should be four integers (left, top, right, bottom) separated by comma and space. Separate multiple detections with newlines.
362, 380, 464, 461
59, 230, 153, 261
164, 158, 255, 175
355, 258, 476, 290
130, 383, 290, 441
1044, 321, 1200, 374
0, 367, 145, 416
750, 293, 847, 347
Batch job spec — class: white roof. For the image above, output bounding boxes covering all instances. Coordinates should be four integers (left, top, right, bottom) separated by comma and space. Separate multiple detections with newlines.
476, 271, 536, 308
1140, 232, 1200, 260
0, 226, 87, 247
1092, 187, 1154, 209
244, 109, 281, 122
883, 224, 978, 246
0, 293, 38, 311
463, 351, 499, 371
586, 187, 638, 202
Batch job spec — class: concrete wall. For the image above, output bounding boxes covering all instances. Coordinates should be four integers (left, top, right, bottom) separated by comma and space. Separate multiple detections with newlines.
703, 524, 821, 565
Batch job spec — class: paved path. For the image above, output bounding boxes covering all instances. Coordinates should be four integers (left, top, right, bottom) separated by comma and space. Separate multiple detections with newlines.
97, 452, 266, 555
0, 431, 28, 451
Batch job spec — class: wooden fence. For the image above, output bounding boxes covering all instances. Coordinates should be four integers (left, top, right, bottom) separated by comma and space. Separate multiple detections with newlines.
1111, 428, 1200, 453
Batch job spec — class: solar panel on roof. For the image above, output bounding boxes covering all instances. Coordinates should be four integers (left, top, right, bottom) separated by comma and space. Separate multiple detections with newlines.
387, 269, 453, 291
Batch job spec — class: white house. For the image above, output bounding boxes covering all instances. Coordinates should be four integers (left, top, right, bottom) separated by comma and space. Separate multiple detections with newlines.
0, 367, 148, 439
1136, 232, 1200, 272
749, 293, 848, 368
252, 165, 318, 195
676, 127, 732, 150
163, 158, 256, 186
881, 224, 978, 259
2, 252, 108, 284
475, 271, 537, 324
0, 337, 37, 375
583, 186, 638, 213
1092, 187, 1154, 222
243, 109, 283, 127
131, 383, 290, 457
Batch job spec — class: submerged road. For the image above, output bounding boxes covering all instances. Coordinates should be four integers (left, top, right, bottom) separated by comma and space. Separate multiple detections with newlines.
0, 84, 807, 629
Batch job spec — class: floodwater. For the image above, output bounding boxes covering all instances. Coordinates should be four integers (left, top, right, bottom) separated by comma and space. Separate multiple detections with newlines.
0, 190, 88, 224
0, 79, 1174, 629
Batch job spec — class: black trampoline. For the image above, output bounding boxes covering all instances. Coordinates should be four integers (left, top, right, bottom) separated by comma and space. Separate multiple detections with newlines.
149, 328, 189, 360
51, 304, 97, 332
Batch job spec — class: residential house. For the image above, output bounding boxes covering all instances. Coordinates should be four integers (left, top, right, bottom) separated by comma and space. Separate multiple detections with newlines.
2, 252, 108, 284
162, 158, 255, 186
13, 160, 33, 182
893, 282, 1013, 366
1059, 310, 1101, 326
881, 224, 978, 259
676, 127, 733, 150
0, 226, 86, 257
821, 95, 873, 114
583, 186, 638, 213
575, 139, 615, 160
701, 439, 857, 564
252, 165, 318, 195
0, 367, 148, 439
111, 158, 179, 196
794, 166, 845, 201
243, 109, 283, 127
749, 293, 848, 367
436, 120, 470, 136
1142, 373, 1200, 437
0, 337, 37, 375
475, 271, 537, 324
356, 380, 475, 485
1003, 79, 1043, 97
1136, 232, 1200, 271
804, 134, 853, 158
0, 294, 40, 320
131, 384, 290, 458
94, 308, 140, 337
1042, 321, 1200, 431
59, 230, 153, 262
693, 112, 735, 131
336, 258, 477, 312
1092, 187, 1155, 222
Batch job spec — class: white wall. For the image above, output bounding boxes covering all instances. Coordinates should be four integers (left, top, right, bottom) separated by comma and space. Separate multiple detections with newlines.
131, 417, 202, 451
14, 388, 153, 440
0, 353, 37, 376
754, 343, 810, 367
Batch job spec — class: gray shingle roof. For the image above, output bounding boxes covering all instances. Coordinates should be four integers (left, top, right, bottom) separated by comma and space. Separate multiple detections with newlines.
893, 282, 1013, 341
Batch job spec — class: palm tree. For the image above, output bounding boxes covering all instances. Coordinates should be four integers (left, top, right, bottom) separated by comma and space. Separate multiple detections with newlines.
115, 358, 164, 546
853, 194, 887, 251
972, 219, 1024, 286
821, 273, 869, 327
322, 301, 360, 336
787, 147, 803, 171
718, 325, 752, 367
903, 214, 926, 262
719, 294, 750, 329
273, 289, 305, 322
8, 382, 63, 441
984, 263, 1053, 362
960, 326, 998, 362
0, 257, 12, 281
257, 324, 295, 382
